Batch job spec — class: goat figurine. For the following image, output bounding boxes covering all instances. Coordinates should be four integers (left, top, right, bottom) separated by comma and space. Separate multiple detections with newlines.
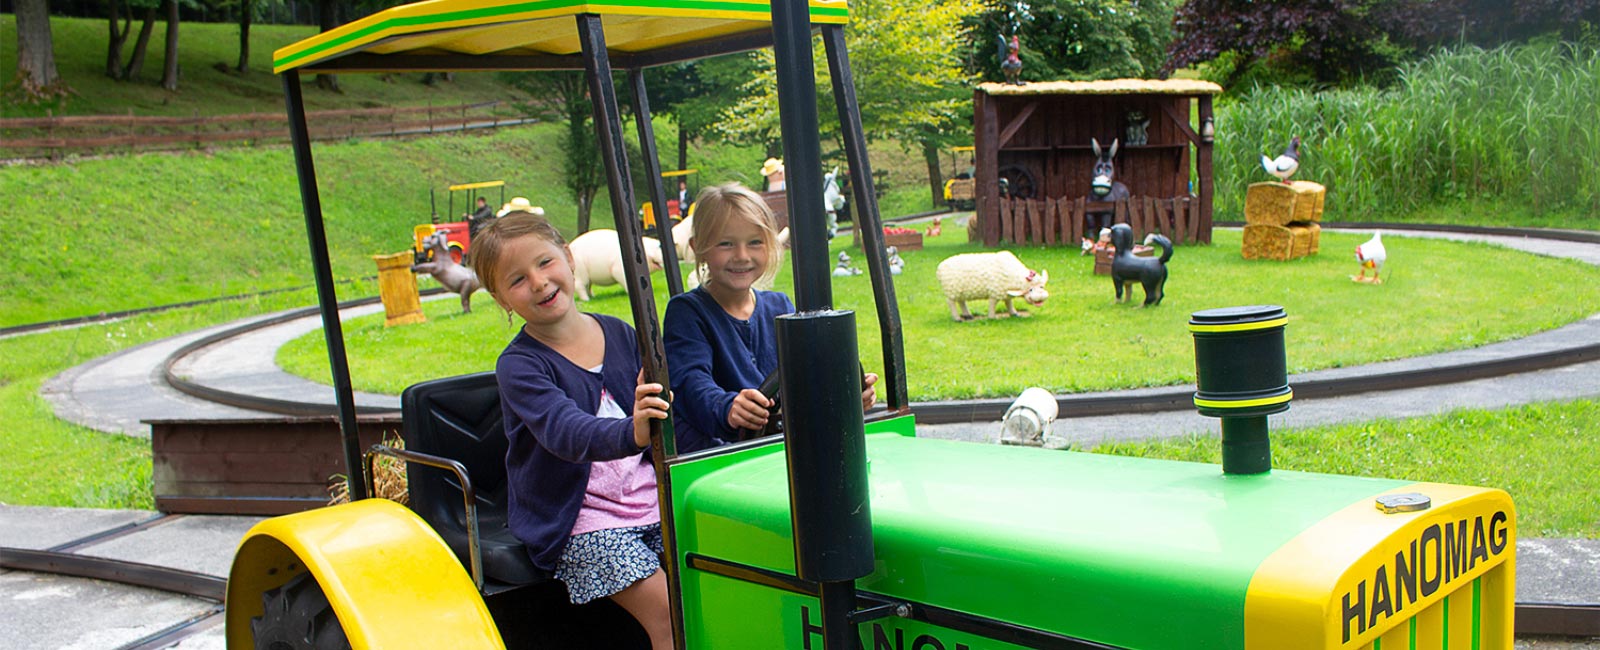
1109, 223, 1172, 307
412, 232, 481, 313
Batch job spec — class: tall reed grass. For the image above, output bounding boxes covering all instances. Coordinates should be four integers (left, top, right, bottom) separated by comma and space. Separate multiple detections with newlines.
1215, 40, 1600, 223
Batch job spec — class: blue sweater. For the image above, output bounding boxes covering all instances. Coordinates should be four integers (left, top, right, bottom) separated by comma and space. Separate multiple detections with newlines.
496, 314, 649, 571
663, 287, 796, 453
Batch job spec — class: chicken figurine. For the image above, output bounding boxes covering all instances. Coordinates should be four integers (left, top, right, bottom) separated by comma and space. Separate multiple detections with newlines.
1353, 231, 1387, 284
1261, 136, 1301, 183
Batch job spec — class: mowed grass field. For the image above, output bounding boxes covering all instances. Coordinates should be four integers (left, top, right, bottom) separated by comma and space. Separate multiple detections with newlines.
278, 226, 1600, 400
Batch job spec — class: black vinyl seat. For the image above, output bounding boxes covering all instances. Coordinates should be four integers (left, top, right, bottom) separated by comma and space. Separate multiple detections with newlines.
400, 372, 550, 592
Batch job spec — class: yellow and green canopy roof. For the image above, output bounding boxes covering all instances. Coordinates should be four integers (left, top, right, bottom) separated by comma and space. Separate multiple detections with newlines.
274, 0, 850, 74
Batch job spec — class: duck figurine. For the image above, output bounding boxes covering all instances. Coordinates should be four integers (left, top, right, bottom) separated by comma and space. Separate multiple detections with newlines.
1261, 136, 1301, 184
1353, 231, 1386, 284
833, 251, 863, 277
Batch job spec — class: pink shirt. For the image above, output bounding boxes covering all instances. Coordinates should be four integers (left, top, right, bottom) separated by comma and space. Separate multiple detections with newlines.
569, 381, 661, 536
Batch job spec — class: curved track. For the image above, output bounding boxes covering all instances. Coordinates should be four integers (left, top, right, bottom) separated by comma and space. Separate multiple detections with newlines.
160, 223, 1600, 423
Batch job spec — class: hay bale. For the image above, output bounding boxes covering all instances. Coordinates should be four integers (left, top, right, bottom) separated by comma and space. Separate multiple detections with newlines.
1242, 224, 1293, 260
1244, 181, 1326, 226
1292, 222, 1322, 257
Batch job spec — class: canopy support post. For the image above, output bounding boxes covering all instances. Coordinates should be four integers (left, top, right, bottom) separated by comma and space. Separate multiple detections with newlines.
576, 14, 686, 649
823, 24, 908, 413
628, 68, 685, 297
283, 70, 366, 502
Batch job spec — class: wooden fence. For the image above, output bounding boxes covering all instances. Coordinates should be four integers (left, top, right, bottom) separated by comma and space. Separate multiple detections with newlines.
0, 101, 537, 160
997, 195, 1212, 247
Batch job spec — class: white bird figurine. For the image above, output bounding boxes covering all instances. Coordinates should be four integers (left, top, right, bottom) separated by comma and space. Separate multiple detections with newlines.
1261, 136, 1301, 183
1353, 231, 1387, 284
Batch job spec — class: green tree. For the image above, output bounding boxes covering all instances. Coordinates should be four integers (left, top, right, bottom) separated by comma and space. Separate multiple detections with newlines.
969, 0, 1178, 83
644, 56, 761, 171
720, 0, 984, 206
503, 71, 605, 233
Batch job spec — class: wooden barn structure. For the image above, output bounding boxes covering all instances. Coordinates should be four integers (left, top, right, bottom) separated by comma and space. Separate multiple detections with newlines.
973, 79, 1223, 248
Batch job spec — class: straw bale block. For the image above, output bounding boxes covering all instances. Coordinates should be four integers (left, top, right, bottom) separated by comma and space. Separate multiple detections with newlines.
1245, 181, 1326, 226
1242, 224, 1293, 260
1293, 222, 1322, 257
1244, 223, 1320, 260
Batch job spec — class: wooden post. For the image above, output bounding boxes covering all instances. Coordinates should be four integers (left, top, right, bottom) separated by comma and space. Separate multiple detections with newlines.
373, 253, 425, 326
1044, 199, 1058, 246
1000, 197, 1013, 243
976, 89, 1000, 247
1197, 94, 1215, 244
1027, 199, 1042, 246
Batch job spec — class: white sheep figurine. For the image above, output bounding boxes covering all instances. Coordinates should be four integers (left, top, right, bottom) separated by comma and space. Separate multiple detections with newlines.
567, 229, 665, 301
935, 251, 1049, 321
412, 232, 481, 313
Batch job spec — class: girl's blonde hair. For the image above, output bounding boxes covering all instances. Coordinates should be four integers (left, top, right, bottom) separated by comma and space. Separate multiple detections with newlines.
469, 211, 567, 298
691, 183, 783, 287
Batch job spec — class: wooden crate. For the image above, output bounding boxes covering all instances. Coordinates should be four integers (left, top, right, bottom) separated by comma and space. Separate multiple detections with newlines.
1242, 223, 1320, 261
1244, 181, 1325, 226
855, 229, 924, 251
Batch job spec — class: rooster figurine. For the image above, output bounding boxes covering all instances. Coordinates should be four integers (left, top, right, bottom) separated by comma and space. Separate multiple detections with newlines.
997, 34, 1023, 85
1261, 136, 1301, 183
1353, 231, 1387, 284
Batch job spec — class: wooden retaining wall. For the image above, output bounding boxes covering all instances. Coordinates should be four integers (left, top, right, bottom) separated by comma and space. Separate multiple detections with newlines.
149, 415, 400, 516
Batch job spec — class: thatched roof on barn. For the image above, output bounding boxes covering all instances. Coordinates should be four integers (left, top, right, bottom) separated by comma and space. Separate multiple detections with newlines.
979, 79, 1223, 96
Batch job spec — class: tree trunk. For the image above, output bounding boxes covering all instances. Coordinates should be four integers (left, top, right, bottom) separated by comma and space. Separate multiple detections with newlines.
123, 5, 157, 81
677, 126, 688, 171
576, 190, 595, 234
921, 138, 944, 209
106, 0, 131, 79
314, 0, 341, 92
236, 0, 252, 73
159, 0, 180, 91
14, 0, 69, 100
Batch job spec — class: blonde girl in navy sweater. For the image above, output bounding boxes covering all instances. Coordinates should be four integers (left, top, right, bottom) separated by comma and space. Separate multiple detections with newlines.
663, 183, 877, 452
470, 211, 672, 650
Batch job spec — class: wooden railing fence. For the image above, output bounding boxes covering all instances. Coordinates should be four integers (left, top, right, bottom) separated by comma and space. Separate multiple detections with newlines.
998, 195, 1211, 247
0, 101, 537, 159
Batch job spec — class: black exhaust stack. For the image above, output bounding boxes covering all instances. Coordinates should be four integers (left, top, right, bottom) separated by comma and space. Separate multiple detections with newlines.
1189, 305, 1293, 475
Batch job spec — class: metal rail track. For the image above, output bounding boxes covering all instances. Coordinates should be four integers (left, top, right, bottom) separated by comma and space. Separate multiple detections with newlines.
10, 222, 1595, 640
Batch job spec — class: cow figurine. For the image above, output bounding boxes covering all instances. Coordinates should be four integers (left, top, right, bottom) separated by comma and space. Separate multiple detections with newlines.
412, 232, 481, 313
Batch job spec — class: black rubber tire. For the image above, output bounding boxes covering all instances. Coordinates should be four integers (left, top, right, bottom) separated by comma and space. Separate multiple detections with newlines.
250, 572, 351, 650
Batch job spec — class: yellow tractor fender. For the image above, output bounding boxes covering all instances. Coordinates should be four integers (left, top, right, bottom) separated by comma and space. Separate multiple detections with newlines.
225, 499, 503, 650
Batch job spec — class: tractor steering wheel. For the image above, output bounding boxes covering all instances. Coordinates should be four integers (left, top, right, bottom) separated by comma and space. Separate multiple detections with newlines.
739, 361, 868, 442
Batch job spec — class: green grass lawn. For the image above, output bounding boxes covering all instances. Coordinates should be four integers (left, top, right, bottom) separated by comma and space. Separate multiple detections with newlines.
1093, 398, 1600, 538
279, 227, 1600, 400
0, 121, 934, 328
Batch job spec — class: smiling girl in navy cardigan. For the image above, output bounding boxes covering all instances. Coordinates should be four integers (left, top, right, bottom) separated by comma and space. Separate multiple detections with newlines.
470, 211, 672, 650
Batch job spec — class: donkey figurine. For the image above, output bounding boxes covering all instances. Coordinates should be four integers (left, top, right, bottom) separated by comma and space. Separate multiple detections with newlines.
1087, 138, 1130, 236
412, 232, 481, 313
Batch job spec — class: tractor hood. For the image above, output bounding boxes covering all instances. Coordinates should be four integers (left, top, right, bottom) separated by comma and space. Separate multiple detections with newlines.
672, 426, 1421, 648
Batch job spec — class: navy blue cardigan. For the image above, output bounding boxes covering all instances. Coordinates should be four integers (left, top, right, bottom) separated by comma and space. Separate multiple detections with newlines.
662, 287, 795, 453
496, 314, 649, 571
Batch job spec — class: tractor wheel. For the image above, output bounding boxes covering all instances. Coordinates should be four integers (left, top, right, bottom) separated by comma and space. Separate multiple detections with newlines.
449, 245, 465, 265
250, 571, 351, 650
